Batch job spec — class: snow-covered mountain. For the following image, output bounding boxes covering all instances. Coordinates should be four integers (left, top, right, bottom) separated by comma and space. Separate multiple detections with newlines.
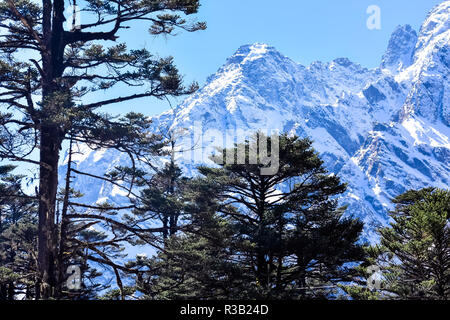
65, 1, 450, 241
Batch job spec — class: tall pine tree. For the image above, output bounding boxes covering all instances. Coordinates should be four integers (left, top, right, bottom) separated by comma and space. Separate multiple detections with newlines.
137, 133, 366, 299
344, 188, 449, 300
0, 0, 205, 298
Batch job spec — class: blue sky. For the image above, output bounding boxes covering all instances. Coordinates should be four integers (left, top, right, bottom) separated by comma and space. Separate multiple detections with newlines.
97, 0, 443, 117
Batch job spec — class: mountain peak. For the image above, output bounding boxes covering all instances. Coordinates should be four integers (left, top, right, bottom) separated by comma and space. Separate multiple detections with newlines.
70, 3, 450, 242
235, 43, 272, 54
381, 24, 417, 73
225, 43, 282, 66
414, 0, 450, 60
401, 1, 450, 125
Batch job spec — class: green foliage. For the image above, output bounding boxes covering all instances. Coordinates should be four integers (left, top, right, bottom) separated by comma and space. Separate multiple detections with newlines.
100, 286, 136, 300
379, 188, 449, 299
0, 165, 37, 300
132, 217, 251, 300
136, 133, 366, 300
0, 0, 205, 299
344, 188, 450, 300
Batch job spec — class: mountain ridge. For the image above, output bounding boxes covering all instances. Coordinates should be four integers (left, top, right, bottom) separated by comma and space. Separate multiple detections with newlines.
65, 1, 450, 242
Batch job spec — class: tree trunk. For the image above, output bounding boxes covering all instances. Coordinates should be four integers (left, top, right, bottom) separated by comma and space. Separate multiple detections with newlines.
0, 284, 6, 300
7, 282, 14, 300
37, 125, 62, 299
37, 0, 66, 299
56, 136, 73, 298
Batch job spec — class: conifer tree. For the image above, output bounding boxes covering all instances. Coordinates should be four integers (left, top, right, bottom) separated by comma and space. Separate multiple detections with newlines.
381, 188, 448, 299
136, 129, 190, 243
55, 133, 169, 300
344, 188, 449, 300
0, 0, 205, 298
131, 182, 249, 300
137, 133, 366, 299
0, 164, 37, 300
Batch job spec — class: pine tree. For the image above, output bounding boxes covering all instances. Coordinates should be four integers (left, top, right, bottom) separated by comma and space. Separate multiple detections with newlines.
133, 220, 247, 300
380, 188, 449, 299
55, 134, 167, 300
0, 162, 111, 300
134, 128, 191, 243
137, 133, 366, 299
131, 179, 250, 300
0, 0, 205, 298
344, 188, 450, 300
0, 164, 37, 300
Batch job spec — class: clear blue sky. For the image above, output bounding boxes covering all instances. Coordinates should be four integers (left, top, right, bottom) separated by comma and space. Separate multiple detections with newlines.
97, 0, 443, 117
